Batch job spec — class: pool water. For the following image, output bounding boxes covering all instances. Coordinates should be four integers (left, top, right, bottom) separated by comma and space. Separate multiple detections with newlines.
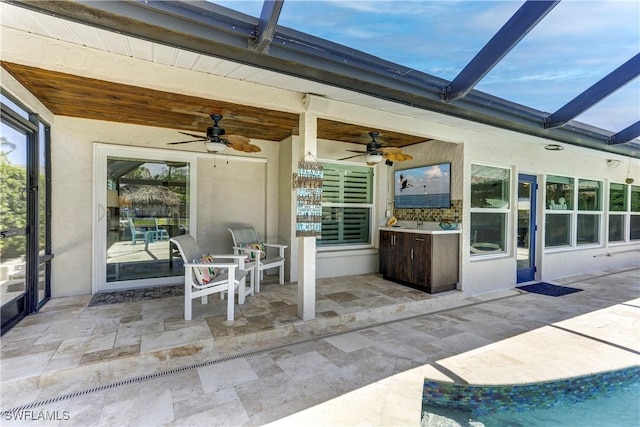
422, 379, 640, 427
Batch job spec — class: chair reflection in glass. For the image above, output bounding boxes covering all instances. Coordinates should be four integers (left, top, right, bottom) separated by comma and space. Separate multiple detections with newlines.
154, 218, 170, 241
128, 219, 147, 244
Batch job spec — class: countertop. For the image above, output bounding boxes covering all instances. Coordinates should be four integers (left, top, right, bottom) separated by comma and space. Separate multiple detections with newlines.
378, 226, 461, 235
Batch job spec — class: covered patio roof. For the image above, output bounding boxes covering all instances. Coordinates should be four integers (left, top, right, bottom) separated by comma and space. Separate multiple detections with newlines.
1, 0, 638, 157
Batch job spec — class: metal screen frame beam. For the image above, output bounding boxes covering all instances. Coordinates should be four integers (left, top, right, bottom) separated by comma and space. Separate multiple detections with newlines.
253, 0, 284, 53
608, 121, 640, 145
545, 54, 640, 129
443, 0, 559, 102
6, 0, 639, 158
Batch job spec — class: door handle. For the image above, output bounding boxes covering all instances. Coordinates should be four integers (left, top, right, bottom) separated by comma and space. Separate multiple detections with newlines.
411, 248, 414, 260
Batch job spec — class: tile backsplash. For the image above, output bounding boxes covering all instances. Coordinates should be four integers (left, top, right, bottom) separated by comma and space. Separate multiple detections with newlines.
394, 199, 462, 223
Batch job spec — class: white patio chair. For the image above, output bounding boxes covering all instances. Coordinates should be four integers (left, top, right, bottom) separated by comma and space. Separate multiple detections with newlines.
170, 234, 254, 321
228, 226, 287, 293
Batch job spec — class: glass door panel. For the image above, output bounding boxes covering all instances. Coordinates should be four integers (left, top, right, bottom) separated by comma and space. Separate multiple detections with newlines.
106, 157, 189, 283
517, 174, 537, 283
1, 121, 28, 323
37, 121, 51, 305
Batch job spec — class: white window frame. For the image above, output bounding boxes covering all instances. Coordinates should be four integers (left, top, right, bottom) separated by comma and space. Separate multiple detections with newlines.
631, 185, 640, 241
317, 161, 375, 251
576, 178, 603, 247
544, 174, 604, 251
607, 182, 629, 245
469, 163, 511, 259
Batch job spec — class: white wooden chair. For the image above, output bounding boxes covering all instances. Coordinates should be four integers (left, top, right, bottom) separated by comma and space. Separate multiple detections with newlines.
170, 234, 254, 321
228, 226, 287, 293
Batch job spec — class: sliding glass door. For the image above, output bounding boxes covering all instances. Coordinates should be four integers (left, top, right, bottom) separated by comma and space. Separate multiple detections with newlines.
0, 119, 29, 330
1, 93, 52, 334
94, 145, 197, 292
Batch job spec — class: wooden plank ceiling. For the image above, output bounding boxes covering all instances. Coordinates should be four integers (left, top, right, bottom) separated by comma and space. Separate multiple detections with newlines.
2, 62, 429, 148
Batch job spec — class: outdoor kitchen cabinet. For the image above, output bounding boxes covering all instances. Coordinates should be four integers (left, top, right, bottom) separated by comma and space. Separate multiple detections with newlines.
379, 228, 459, 293
379, 230, 411, 281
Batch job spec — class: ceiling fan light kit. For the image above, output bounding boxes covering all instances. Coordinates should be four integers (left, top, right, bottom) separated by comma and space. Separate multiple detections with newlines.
365, 153, 383, 165
204, 141, 227, 153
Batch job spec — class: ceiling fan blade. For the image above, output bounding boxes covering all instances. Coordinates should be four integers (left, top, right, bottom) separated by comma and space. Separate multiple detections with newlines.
338, 153, 366, 161
345, 149, 367, 154
385, 152, 413, 161
178, 131, 206, 139
227, 134, 250, 144
381, 146, 402, 154
167, 139, 205, 145
229, 141, 246, 151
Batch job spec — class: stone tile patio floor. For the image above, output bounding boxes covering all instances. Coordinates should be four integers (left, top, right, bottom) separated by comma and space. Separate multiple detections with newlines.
0, 266, 638, 426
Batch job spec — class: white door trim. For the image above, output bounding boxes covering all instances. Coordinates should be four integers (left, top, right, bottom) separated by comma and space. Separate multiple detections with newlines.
92, 144, 199, 293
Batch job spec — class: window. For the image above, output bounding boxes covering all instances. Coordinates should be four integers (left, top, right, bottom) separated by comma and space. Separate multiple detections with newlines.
608, 183, 627, 242
470, 164, 510, 256
631, 185, 640, 240
545, 175, 603, 248
545, 175, 573, 247
318, 163, 373, 247
577, 179, 602, 245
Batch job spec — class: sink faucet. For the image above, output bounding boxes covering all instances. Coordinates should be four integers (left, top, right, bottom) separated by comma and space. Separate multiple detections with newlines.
413, 215, 423, 229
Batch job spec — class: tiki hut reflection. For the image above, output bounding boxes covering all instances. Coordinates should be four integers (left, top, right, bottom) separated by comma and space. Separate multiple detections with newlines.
119, 185, 181, 217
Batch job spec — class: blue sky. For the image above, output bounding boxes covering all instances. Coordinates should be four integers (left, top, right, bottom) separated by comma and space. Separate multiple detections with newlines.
214, 1, 639, 134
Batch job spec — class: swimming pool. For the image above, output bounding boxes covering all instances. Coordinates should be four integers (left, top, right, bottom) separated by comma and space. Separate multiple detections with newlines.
422, 366, 640, 426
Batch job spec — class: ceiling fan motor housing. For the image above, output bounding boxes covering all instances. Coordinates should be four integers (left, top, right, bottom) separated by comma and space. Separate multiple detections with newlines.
366, 142, 382, 155
207, 126, 225, 141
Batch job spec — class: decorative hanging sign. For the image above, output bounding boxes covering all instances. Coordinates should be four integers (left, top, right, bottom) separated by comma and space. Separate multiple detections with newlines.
293, 160, 323, 237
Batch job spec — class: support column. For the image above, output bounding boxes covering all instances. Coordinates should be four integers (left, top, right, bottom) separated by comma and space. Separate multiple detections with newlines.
297, 111, 317, 321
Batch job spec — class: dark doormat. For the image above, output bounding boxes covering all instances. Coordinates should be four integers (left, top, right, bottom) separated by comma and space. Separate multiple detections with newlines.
516, 282, 583, 297
88, 285, 184, 307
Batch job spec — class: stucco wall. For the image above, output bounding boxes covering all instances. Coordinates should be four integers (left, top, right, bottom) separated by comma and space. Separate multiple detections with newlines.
44, 117, 283, 296
462, 131, 639, 296
48, 116, 637, 296
49, 118, 96, 296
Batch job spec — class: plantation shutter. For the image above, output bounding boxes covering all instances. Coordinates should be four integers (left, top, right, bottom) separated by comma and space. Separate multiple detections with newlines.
319, 164, 372, 246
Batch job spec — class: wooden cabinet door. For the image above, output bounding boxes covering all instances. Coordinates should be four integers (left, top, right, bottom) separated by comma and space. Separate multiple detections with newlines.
392, 232, 412, 282
379, 230, 394, 276
379, 231, 411, 281
430, 234, 459, 292
411, 234, 432, 289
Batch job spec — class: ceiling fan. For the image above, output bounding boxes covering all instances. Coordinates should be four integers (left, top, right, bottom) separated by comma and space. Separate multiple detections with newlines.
338, 131, 413, 165
167, 114, 260, 153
